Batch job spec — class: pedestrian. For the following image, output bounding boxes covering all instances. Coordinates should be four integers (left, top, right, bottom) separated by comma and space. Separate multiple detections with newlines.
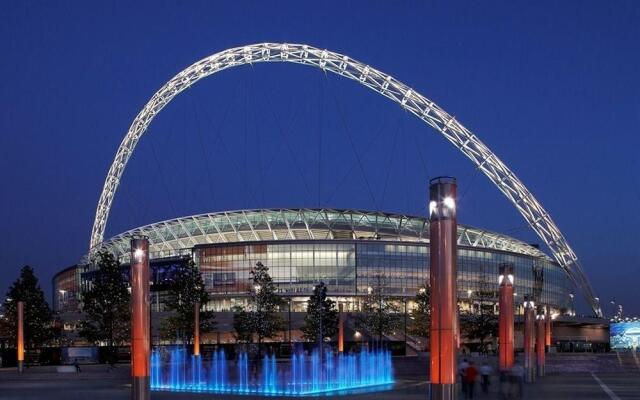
73, 358, 81, 373
480, 361, 492, 394
464, 361, 479, 399
499, 370, 510, 400
458, 358, 470, 396
107, 351, 117, 371
510, 362, 525, 399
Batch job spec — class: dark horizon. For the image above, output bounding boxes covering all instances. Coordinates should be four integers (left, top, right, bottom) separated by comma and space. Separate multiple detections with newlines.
1, 1, 639, 316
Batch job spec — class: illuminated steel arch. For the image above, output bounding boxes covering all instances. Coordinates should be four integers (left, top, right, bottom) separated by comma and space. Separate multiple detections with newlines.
90, 43, 602, 316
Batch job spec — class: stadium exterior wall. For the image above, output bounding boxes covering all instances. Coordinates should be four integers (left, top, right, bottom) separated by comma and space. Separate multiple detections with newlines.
54, 209, 575, 317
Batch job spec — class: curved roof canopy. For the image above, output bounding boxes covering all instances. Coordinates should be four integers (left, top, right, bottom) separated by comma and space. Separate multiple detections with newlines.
89, 208, 551, 263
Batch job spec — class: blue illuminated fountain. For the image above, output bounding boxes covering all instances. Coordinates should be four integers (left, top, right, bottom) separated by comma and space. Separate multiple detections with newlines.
150, 346, 394, 396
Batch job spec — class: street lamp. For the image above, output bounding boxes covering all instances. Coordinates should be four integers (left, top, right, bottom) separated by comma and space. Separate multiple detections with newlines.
286, 298, 292, 345
569, 293, 575, 316
58, 290, 68, 311
403, 298, 408, 354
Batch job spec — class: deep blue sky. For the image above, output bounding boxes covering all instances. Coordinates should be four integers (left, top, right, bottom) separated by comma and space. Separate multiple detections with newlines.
1, 1, 638, 316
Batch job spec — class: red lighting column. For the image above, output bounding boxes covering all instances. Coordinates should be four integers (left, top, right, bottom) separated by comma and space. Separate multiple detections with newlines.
429, 177, 458, 400
130, 236, 150, 400
338, 303, 345, 353
545, 305, 552, 350
17, 301, 24, 373
498, 264, 514, 372
523, 295, 536, 383
194, 301, 200, 357
536, 308, 546, 377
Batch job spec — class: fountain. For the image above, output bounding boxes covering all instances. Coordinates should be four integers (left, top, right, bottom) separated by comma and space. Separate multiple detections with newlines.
150, 346, 394, 396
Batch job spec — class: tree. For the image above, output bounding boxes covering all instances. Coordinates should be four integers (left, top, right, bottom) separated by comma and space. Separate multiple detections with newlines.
356, 273, 401, 342
301, 282, 338, 343
408, 285, 430, 338
79, 252, 130, 348
460, 275, 499, 352
159, 259, 216, 342
0, 311, 10, 348
3, 266, 54, 348
231, 306, 253, 343
460, 309, 498, 352
232, 262, 284, 343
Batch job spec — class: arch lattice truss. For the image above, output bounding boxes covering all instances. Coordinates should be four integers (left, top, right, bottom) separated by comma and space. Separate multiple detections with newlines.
90, 43, 601, 316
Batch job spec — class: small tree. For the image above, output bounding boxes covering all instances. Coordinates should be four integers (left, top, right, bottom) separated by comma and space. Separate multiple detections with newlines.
460, 309, 498, 352
460, 274, 498, 352
408, 285, 430, 338
460, 290, 498, 351
301, 282, 338, 343
233, 262, 284, 343
356, 273, 401, 342
231, 306, 253, 343
3, 266, 54, 348
159, 259, 216, 343
80, 252, 130, 349
0, 311, 10, 348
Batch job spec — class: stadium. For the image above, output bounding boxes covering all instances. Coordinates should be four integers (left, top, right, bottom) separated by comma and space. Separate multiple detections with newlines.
53, 208, 582, 343
52, 43, 607, 349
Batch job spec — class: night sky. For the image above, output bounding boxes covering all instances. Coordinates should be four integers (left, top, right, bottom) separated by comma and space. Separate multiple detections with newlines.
1, 1, 638, 316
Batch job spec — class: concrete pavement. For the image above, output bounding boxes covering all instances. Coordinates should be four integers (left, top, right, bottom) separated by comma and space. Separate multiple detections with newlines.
0, 364, 638, 400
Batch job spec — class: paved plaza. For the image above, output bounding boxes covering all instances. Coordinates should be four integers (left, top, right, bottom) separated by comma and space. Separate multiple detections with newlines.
1, 363, 638, 400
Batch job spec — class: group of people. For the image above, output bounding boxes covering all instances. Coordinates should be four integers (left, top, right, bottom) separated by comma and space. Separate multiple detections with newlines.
458, 359, 525, 399
458, 359, 492, 398
499, 363, 525, 399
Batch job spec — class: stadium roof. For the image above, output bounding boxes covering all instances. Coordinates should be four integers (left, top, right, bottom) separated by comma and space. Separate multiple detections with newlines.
87, 209, 551, 264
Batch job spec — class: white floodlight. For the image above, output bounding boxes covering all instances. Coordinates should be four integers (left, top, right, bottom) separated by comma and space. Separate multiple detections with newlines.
443, 196, 455, 209
133, 248, 145, 262
429, 200, 437, 215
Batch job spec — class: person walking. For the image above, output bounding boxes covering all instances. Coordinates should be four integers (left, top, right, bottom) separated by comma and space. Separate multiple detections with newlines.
73, 358, 81, 373
464, 361, 479, 399
510, 362, 525, 399
480, 361, 492, 394
499, 369, 510, 400
459, 358, 470, 396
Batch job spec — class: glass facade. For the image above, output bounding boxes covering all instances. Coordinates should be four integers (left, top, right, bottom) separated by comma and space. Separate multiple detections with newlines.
194, 240, 573, 313
58, 209, 578, 318
52, 266, 80, 313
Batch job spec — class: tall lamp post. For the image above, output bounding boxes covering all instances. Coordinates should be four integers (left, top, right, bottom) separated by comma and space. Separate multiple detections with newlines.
403, 298, 408, 356
498, 263, 514, 372
58, 290, 67, 311
194, 301, 200, 357
287, 298, 293, 347
130, 236, 150, 400
545, 305, 552, 350
523, 295, 536, 383
536, 307, 545, 377
17, 301, 24, 373
338, 303, 344, 353
428, 177, 458, 400
569, 293, 575, 316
